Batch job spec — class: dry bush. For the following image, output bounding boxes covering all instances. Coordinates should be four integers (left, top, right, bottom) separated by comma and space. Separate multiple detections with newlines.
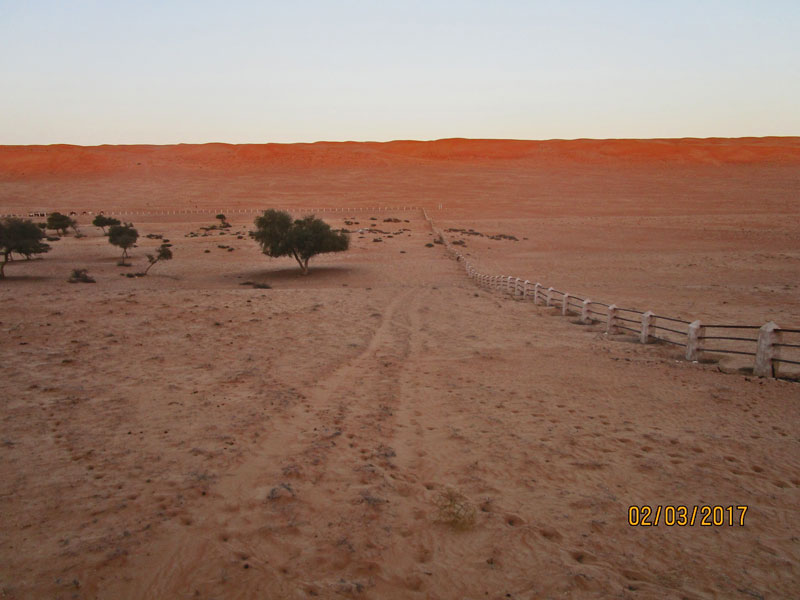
67, 268, 95, 283
434, 488, 476, 530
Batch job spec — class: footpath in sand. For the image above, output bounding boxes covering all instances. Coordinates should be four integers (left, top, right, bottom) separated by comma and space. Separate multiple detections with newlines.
1, 208, 798, 599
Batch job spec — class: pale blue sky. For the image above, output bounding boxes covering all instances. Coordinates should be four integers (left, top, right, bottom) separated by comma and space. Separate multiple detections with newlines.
1, 0, 798, 144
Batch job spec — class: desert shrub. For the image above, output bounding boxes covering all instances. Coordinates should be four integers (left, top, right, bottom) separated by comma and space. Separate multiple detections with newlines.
143, 243, 173, 275
0, 217, 51, 278
252, 282, 271, 289
425, 243, 434, 248
108, 223, 139, 266
92, 215, 120, 234
434, 488, 476, 530
47, 212, 76, 236
67, 268, 95, 283
252, 209, 349, 275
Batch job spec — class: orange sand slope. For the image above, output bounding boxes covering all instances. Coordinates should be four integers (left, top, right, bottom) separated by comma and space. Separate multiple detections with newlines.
2, 137, 800, 178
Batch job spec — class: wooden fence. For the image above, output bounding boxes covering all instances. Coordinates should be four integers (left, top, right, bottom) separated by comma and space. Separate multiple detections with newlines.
0, 206, 422, 219
422, 209, 800, 380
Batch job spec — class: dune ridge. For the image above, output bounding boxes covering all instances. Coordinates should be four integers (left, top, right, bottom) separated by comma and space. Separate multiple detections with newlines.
1, 137, 799, 178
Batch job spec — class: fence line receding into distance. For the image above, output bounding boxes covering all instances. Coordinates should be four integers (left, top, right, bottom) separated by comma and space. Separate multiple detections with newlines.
420, 208, 799, 380
0, 206, 421, 219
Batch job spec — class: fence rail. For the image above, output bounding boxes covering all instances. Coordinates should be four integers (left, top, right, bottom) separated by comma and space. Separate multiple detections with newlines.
0, 206, 423, 219
421, 209, 799, 381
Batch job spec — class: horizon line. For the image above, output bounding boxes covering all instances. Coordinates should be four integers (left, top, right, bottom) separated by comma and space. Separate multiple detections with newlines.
3, 135, 799, 149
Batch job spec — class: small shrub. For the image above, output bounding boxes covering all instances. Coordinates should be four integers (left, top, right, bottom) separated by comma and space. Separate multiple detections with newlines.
252, 282, 271, 289
109, 223, 139, 265
425, 243, 434, 248
92, 215, 120, 234
143, 243, 173, 275
434, 488, 476, 530
67, 268, 95, 283
0, 217, 51, 278
47, 212, 76, 236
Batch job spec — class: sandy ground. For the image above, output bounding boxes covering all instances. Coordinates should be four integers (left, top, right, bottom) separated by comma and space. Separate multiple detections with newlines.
1, 139, 799, 599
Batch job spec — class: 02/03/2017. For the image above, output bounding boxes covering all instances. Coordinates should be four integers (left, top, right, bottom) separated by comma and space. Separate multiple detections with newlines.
628, 505, 748, 527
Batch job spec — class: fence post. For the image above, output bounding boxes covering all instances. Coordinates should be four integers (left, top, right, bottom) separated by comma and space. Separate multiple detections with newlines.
606, 305, 619, 334
754, 321, 779, 378
546, 287, 554, 307
640, 311, 655, 344
507, 277, 514, 295
534, 283, 542, 305
515, 278, 523, 297
523, 280, 530, 298
562, 293, 570, 316
581, 299, 592, 324
685, 320, 704, 361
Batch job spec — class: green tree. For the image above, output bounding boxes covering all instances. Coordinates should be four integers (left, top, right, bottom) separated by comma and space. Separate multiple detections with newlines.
252, 210, 349, 275
92, 214, 121, 234
143, 243, 173, 275
0, 217, 51, 278
108, 223, 139, 265
47, 212, 76, 236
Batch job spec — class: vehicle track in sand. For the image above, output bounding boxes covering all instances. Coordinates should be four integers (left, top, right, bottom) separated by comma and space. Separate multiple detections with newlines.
107, 285, 443, 598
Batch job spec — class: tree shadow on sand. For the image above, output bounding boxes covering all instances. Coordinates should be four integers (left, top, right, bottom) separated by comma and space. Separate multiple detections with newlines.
239, 265, 357, 285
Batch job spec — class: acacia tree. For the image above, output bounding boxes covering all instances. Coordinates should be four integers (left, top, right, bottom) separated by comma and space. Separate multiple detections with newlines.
108, 223, 139, 265
143, 243, 173, 275
0, 217, 51, 278
252, 210, 349, 275
47, 212, 76, 236
92, 215, 121, 234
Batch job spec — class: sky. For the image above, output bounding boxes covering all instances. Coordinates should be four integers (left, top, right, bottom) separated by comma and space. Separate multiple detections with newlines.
1, 0, 799, 145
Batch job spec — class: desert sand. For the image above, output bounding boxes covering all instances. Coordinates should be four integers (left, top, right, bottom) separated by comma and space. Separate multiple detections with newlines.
1, 138, 799, 599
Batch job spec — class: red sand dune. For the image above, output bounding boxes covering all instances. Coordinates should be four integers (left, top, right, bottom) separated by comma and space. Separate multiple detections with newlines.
1, 137, 799, 178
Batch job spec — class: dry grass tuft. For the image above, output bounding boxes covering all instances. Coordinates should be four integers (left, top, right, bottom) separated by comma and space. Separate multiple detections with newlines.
434, 488, 476, 530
